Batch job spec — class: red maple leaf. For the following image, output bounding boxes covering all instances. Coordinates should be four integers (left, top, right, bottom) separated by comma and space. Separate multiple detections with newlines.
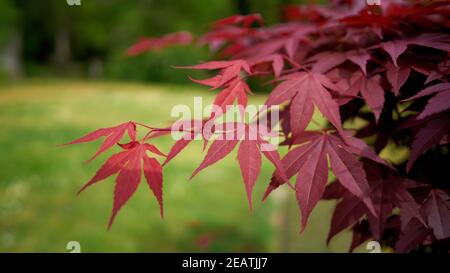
307, 50, 371, 75
64, 122, 137, 162
396, 188, 450, 252
190, 123, 287, 210
379, 33, 450, 67
265, 72, 345, 139
326, 163, 425, 243
404, 82, 450, 120
126, 31, 193, 56
78, 141, 166, 228
263, 131, 391, 231
422, 189, 450, 240
406, 114, 450, 172
212, 14, 264, 28
401, 83, 450, 171
178, 60, 252, 89
341, 71, 386, 122
386, 62, 410, 96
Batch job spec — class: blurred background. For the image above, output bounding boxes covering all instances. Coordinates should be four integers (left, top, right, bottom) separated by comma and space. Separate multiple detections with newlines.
0, 0, 358, 252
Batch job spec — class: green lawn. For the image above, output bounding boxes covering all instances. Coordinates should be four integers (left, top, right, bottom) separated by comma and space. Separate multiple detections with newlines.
0, 79, 356, 252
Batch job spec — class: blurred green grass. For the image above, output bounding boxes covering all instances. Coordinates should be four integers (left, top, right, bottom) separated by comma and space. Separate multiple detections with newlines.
0, 80, 356, 252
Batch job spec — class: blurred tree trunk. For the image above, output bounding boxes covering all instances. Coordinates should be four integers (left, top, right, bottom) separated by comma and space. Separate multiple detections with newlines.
1, 30, 23, 81
53, 26, 71, 68
279, 192, 295, 252
235, 0, 251, 14
52, 0, 72, 70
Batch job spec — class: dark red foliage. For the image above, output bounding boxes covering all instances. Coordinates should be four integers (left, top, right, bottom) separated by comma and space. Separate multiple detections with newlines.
126, 31, 193, 56
64, 0, 450, 252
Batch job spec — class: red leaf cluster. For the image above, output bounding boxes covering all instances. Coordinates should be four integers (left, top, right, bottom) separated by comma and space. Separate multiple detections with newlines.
64, 0, 450, 252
